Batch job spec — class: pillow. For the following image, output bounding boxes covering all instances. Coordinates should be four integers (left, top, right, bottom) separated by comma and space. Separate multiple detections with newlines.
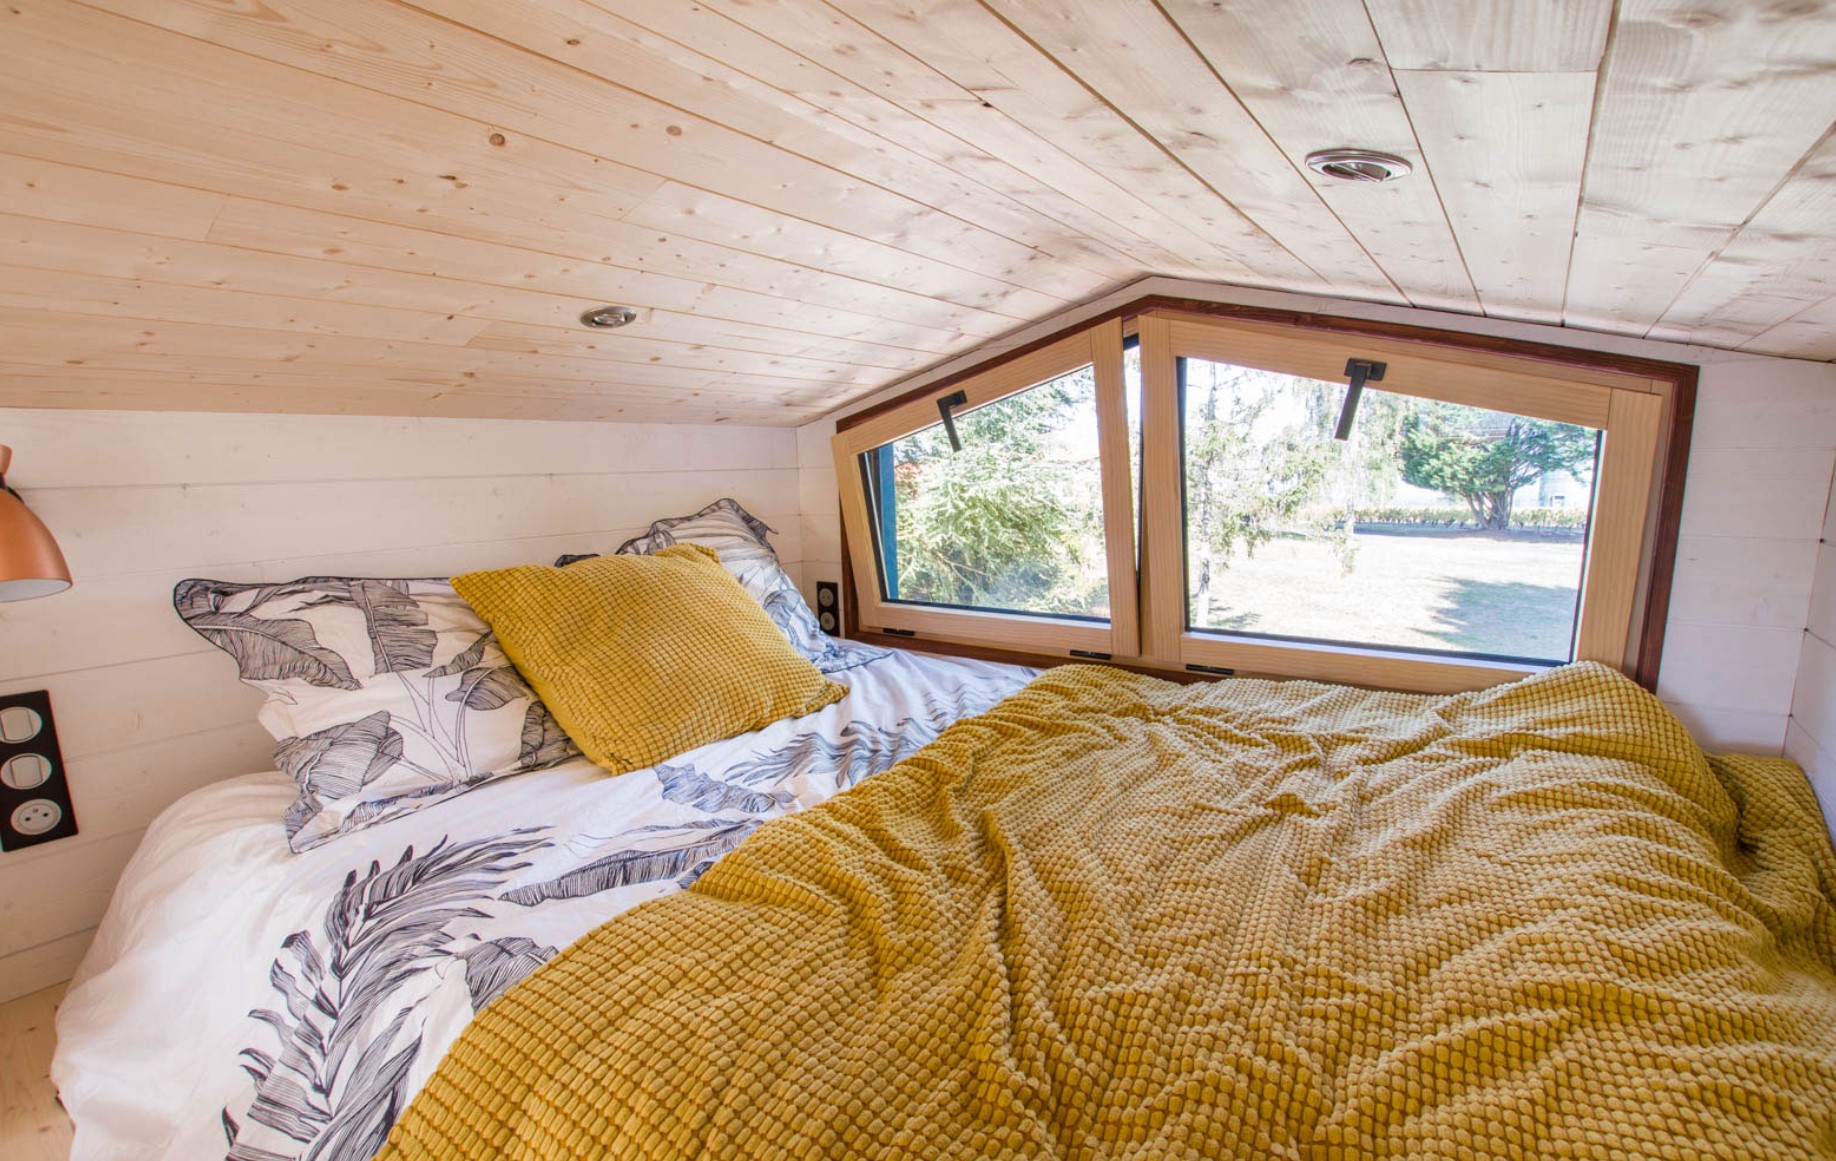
453, 544, 847, 775
559, 498, 888, 675
175, 577, 579, 851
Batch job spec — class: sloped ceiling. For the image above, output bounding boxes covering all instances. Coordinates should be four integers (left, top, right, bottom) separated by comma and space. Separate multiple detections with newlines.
1, 0, 1833, 426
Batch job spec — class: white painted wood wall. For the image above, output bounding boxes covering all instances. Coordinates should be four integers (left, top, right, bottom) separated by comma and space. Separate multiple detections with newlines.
0, 409, 799, 1001
1786, 472, 1836, 827
796, 279, 1836, 840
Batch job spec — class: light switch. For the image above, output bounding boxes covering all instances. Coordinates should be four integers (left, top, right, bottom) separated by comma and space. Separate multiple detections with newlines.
0, 704, 42, 743
2, 753, 52, 790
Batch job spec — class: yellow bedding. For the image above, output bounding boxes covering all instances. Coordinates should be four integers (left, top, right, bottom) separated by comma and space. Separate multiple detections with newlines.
381, 662, 1836, 1159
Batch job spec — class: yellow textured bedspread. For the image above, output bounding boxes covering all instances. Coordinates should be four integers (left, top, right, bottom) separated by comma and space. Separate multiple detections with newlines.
381, 662, 1836, 1159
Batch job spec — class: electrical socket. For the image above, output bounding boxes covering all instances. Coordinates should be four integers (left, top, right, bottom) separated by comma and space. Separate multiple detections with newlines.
11, 799, 61, 836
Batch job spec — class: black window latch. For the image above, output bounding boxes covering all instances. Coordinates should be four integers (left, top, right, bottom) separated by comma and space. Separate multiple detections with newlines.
937, 389, 968, 452
1334, 358, 1386, 441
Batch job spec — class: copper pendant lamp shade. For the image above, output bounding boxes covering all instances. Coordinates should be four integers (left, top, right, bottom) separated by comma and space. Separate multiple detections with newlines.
0, 445, 72, 602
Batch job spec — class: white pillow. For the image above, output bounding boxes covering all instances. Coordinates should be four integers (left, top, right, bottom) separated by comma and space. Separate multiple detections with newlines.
175, 576, 578, 851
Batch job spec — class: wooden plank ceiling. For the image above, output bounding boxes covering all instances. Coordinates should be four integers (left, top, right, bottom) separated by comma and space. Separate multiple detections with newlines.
0, 0, 1833, 426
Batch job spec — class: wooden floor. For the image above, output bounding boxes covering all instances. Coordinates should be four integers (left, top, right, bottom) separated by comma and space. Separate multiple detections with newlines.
0, 983, 72, 1161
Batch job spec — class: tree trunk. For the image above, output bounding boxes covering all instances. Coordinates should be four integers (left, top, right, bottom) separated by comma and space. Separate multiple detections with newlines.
1192, 554, 1213, 627
1485, 490, 1514, 531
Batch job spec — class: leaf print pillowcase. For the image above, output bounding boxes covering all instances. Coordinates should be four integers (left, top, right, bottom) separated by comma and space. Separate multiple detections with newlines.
175, 577, 580, 852
559, 498, 889, 675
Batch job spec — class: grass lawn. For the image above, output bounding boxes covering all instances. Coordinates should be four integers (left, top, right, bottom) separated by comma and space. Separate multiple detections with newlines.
1196, 527, 1586, 662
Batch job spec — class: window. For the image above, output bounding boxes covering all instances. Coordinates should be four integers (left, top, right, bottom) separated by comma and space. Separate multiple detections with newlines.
1177, 356, 1600, 666
837, 305, 1681, 694
834, 320, 1137, 657
865, 362, 1110, 620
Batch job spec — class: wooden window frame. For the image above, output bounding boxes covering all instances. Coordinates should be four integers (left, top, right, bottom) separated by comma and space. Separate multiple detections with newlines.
836, 297, 1695, 695
1139, 310, 1665, 694
832, 317, 1138, 659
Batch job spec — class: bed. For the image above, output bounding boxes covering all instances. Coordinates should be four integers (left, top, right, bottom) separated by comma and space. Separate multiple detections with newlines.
57, 650, 1836, 1160
363, 659, 1836, 1160
53, 642, 1035, 1161
50, 496, 1836, 1160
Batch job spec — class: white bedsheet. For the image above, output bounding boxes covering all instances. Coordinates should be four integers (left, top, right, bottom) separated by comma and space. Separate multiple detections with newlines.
53, 643, 1032, 1161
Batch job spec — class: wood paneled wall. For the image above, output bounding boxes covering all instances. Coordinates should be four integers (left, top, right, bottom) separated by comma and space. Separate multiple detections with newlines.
0, 410, 800, 1001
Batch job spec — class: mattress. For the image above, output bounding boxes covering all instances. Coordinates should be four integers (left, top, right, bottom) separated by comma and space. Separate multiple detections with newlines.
52, 642, 1034, 1161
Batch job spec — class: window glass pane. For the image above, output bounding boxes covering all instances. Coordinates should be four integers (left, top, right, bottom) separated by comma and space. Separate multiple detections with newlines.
1180, 356, 1600, 665
1124, 339, 1142, 561
865, 364, 1109, 620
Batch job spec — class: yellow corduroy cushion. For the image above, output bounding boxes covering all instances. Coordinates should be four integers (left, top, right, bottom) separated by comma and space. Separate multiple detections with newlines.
452, 543, 846, 774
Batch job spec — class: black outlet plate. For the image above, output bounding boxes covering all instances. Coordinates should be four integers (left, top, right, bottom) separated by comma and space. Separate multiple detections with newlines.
815, 581, 840, 636
0, 689, 78, 851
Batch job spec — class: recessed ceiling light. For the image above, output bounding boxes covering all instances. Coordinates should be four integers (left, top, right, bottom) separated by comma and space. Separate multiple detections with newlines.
1304, 149, 1412, 183
581, 306, 639, 329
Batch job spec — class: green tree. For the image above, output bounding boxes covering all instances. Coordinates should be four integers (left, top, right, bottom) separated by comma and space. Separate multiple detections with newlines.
891, 371, 1104, 614
1397, 404, 1595, 530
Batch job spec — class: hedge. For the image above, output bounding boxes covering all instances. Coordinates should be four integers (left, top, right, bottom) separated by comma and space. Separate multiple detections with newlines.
1300, 506, 1590, 530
